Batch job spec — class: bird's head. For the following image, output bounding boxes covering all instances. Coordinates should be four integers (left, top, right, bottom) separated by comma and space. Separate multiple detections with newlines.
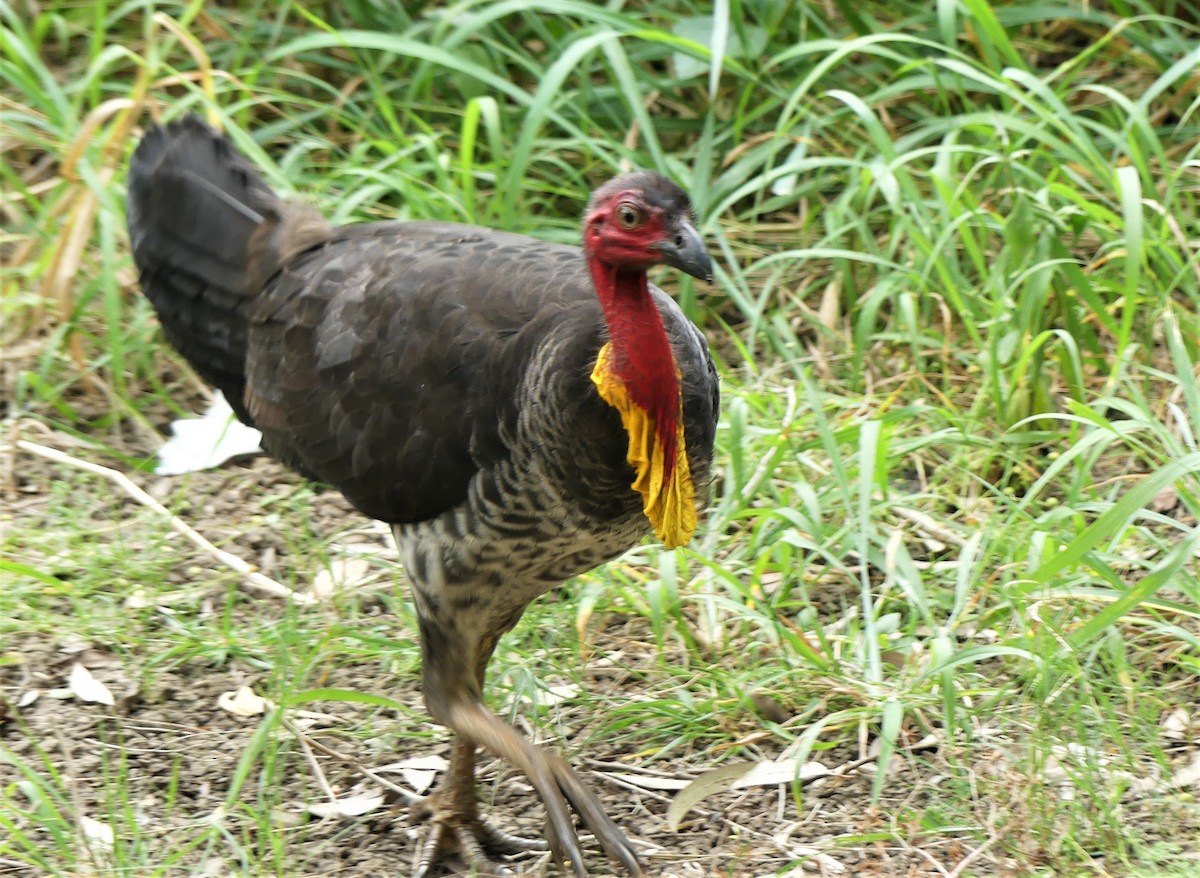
583, 173, 710, 549
583, 172, 712, 283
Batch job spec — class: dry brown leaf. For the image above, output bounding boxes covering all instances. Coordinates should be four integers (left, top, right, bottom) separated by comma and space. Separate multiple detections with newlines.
747, 690, 791, 724
1150, 486, 1180, 513
667, 762, 754, 830
75, 648, 120, 668
817, 276, 842, 332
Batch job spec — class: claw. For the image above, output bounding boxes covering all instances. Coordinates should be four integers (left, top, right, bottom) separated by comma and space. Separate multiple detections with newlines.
405, 714, 643, 876
410, 793, 537, 877
545, 751, 642, 876
444, 701, 643, 878
478, 820, 549, 854
409, 646, 641, 877
456, 822, 515, 875
411, 815, 445, 878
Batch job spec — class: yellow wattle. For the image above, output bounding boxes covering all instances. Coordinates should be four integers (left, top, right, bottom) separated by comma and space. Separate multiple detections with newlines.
590, 342, 697, 548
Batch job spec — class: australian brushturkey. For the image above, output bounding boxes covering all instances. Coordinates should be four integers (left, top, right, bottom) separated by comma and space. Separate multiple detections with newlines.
126, 115, 719, 877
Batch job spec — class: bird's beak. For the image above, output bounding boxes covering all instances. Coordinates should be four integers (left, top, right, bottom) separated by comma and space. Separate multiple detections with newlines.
652, 221, 712, 283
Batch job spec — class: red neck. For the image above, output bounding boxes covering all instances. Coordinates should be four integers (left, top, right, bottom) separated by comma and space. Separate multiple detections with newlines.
588, 260, 682, 476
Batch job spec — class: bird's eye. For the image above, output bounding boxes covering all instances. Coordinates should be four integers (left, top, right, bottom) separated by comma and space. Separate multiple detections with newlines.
616, 203, 642, 229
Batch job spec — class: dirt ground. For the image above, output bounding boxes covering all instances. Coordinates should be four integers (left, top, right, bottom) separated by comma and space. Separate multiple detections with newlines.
0, 627, 959, 878
2, 428, 1194, 878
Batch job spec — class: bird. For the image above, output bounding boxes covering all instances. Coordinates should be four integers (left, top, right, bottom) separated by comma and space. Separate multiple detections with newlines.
125, 114, 719, 877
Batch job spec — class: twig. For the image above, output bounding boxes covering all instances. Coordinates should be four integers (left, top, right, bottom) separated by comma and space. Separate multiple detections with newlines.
281, 717, 420, 803
11, 438, 311, 604
278, 712, 340, 805
2, 418, 16, 500
946, 834, 1000, 878
901, 839, 951, 877
892, 505, 967, 547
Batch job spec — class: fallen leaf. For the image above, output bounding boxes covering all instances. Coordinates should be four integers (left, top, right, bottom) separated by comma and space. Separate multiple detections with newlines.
1162, 707, 1190, 741
388, 756, 451, 770
68, 662, 114, 706
307, 557, 374, 600
666, 757, 835, 830
747, 690, 791, 724
910, 733, 941, 752
306, 790, 385, 818
1044, 743, 1158, 798
1166, 751, 1200, 790
667, 763, 755, 830
1150, 486, 1180, 513
217, 686, 270, 717
124, 590, 151, 609
380, 755, 449, 793
59, 635, 91, 655
401, 768, 438, 794
512, 682, 581, 709
608, 772, 691, 792
78, 814, 115, 849
155, 391, 263, 475
75, 648, 120, 668
271, 809, 305, 828
779, 854, 847, 876
731, 760, 828, 789
124, 588, 189, 609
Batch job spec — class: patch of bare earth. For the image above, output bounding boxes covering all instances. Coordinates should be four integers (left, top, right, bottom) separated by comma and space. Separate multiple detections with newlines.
4, 428, 1194, 877
0, 629, 995, 878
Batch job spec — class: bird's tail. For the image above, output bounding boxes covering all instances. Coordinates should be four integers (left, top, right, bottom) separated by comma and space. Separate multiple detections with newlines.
125, 115, 330, 423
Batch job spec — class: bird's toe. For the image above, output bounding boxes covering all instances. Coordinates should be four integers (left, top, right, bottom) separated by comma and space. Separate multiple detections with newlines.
545, 752, 642, 876
410, 793, 547, 877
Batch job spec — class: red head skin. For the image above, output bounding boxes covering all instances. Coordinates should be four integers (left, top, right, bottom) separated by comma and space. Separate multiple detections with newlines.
584, 189, 682, 480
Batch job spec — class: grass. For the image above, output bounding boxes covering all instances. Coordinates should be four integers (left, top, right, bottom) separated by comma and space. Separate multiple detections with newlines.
5, 0, 1200, 875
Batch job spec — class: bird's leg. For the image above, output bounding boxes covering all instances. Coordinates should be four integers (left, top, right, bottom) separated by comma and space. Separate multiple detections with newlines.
411, 634, 545, 877
412, 734, 541, 877
441, 698, 643, 877
412, 621, 642, 877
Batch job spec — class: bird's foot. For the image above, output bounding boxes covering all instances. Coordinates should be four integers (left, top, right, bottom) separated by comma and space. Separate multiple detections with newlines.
538, 748, 643, 877
441, 701, 644, 877
410, 791, 547, 878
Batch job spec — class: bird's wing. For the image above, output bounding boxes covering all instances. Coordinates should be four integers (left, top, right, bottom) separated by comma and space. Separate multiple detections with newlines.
243, 221, 606, 524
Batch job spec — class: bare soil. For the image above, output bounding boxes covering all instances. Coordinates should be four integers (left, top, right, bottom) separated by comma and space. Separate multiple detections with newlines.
2, 428, 1195, 878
